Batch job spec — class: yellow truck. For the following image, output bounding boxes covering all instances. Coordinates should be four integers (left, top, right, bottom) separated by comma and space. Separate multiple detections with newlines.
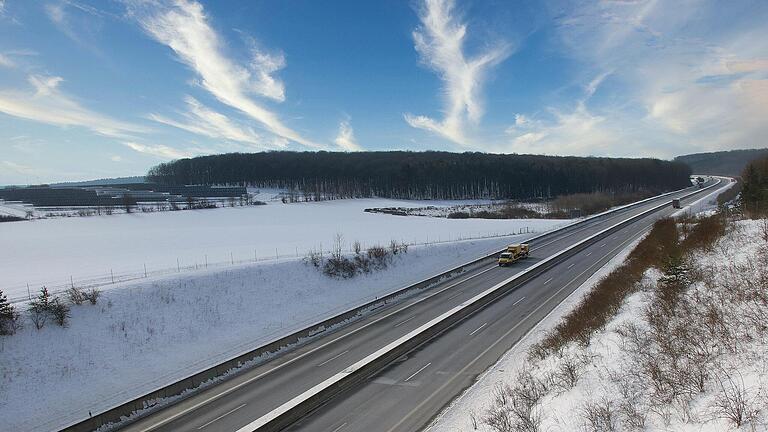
498, 243, 530, 266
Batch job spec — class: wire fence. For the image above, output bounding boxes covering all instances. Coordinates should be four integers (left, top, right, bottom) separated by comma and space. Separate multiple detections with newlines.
6, 226, 542, 304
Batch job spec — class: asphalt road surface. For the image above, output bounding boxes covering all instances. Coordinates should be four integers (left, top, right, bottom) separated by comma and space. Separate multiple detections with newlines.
118, 180, 726, 432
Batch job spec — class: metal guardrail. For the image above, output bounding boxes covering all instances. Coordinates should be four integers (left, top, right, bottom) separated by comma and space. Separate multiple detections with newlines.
235, 179, 722, 432
60, 181, 717, 432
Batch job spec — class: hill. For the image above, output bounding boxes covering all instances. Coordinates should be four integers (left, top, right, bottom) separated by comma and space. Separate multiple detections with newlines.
675, 148, 768, 177
147, 151, 692, 201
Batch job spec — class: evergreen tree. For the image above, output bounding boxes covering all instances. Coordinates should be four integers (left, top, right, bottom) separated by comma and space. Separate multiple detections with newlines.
0, 289, 18, 335
146, 151, 693, 201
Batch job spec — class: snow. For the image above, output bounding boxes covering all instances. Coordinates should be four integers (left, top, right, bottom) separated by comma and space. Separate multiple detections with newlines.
425, 226, 647, 432
429, 214, 768, 431
0, 227, 547, 432
0, 198, 569, 302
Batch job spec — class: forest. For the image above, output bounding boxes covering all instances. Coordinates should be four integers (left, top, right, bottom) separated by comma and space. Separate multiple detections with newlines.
675, 148, 768, 176
741, 155, 768, 216
147, 151, 693, 201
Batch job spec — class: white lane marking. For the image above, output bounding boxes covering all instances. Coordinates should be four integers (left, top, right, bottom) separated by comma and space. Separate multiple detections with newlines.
600, 243, 606, 248
404, 362, 432, 382
513, 296, 525, 306
317, 350, 349, 367
166, 183, 726, 432
237, 182, 723, 432
384, 222, 662, 432
543, 278, 553, 285
469, 323, 487, 336
196, 403, 246, 430
567, 263, 575, 269
330, 422, 348, 432
394, 316, 415, 328
586, 252, 593, 257
136, 264, 499, 431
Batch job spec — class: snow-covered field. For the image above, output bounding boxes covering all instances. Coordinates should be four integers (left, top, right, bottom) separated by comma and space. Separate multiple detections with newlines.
0, 198, 568, 301
429, 217, 768, 430
0, 234, 536, 432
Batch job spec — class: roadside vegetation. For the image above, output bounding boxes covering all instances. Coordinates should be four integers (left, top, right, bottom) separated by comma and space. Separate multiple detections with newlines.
481, 190, 768, 431
0, 285, 101, 335
305, 234, 409, 278
741, 155, 768, 217
369, 190, 657, 221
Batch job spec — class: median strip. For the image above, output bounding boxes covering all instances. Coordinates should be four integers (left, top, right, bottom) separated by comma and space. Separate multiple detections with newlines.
234, 180, 722, 432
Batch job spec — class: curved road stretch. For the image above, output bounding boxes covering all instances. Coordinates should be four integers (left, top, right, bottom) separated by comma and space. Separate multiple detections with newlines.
117, 180, 727, 432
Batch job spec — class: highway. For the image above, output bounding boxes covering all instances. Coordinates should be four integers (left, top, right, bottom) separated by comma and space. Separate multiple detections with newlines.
117, 180, 727, 432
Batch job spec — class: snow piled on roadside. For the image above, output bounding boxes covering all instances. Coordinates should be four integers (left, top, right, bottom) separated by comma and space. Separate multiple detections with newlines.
426, 229, 649, 432
0, 235, 522, 432
430, 218, 768, 432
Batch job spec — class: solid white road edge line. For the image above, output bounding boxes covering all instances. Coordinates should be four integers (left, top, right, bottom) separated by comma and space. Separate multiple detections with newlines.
235, 180, 723, 432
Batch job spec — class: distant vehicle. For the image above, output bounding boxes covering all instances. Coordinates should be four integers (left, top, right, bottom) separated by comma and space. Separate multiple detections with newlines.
498, 243, 530, 266
672, 198, 682, 209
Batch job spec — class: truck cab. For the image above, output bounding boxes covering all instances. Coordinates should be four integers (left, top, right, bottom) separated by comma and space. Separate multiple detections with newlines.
498, 243, 530, 266
498, 252, 515, 266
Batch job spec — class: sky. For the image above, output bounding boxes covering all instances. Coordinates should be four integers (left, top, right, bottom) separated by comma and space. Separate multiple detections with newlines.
0, 0, 767, 184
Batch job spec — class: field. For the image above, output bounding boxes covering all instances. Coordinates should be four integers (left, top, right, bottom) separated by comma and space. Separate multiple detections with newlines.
0, 198, 568, 301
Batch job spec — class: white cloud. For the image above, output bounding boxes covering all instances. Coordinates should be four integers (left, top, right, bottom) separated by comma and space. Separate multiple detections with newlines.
504, 102, 617, 156
44, 0, 114, 52
131, 0, 322, 148
148, 96, 283, 149
0, 53, 14, 68
122, 141, 195, 160
110, 155, 123, 162
405, 0, 511, 146
537, 0, 768, 156
334, 118, 362, 152
0, 74, 146, 138
2, 160, 37, 176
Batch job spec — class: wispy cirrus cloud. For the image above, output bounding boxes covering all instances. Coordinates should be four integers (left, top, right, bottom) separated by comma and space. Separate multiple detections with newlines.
148, 96, 282, 149
0, 74, 146, 138
129, 0, 321, 149
334, 117, 362, 152
513, 0, 768, 157
404, 0, 511, 147
44, 1, 107, 54
121, 141, 198, 159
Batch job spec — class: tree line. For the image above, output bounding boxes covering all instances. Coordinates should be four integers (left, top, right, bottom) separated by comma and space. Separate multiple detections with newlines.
741, 155, 768, 216
147, 151, 692, 201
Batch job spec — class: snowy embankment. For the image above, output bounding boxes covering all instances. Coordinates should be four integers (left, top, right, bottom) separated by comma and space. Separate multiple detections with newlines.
1, 232, 538, 432
429, 222, 768, 430
0, 198, 566, 301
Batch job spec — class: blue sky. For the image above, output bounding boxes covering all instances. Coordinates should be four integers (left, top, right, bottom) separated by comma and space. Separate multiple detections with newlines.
0, 0, 767, 184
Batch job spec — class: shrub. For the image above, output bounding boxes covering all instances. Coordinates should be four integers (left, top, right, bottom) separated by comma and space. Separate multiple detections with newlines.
50, 298, 71, 327
447, 211, 470, 219
322, 257, 357, 278
83, 288, 101, 305
67, 286, 85, 305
